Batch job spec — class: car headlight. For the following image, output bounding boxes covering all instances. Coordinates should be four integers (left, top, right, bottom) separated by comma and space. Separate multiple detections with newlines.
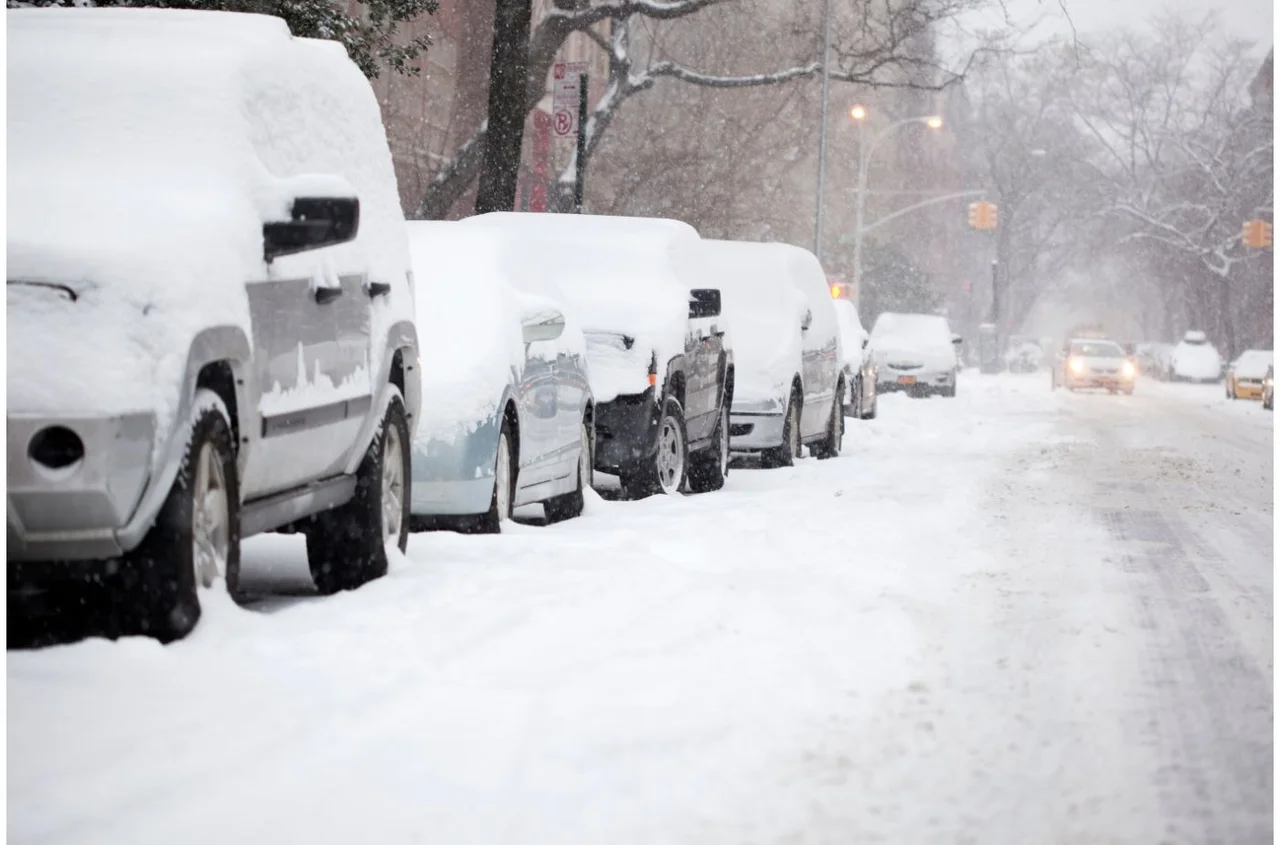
1068, 357, 1084, 374
1122, 361, 1135, 378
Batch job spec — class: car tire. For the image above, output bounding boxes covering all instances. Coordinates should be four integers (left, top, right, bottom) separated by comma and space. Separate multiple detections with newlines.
545, 416, 591, 522
306, 389, 410, 594
863, 385, 877, 420
761, 394, 800, 469
812, 383, 844, 460
687, 403, 729, 493
940, 381, 957, 398
620, 396, 687, 499
476, 416, 517, 533
118, 389, 242, 643
849, 374, 863, 420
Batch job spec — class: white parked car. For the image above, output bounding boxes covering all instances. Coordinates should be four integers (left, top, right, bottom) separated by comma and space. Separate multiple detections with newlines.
833, 299, 878, 420
870, 312, 963, 397
1171, 330, 1223, 383
404, 223, 593, 532
696, 240, 844, 467
7, 9, 420, 641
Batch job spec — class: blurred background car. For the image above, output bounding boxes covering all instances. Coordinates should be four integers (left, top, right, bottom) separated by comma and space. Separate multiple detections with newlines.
1263, 365, 1274, 410
1226, 350, 1274, 400
1170, 330, 1223, 383
406, 222, 594, 533
1052, 338, 1136, 394
832, 298, 878, 420
870, 312, 962, 397
1134, 342, 1176, 380
1005, 338, 1044, 373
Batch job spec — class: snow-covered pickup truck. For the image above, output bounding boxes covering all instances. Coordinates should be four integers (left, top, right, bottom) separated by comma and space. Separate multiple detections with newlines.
7, 9, 421, 641
462, 213, 736, 499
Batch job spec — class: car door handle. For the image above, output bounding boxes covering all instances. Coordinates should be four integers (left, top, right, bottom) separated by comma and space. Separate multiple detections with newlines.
366, 281, 392, 299
314, 286, 343, 305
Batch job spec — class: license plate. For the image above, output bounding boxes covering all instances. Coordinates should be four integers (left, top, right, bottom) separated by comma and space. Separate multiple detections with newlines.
898, 376, 916, 386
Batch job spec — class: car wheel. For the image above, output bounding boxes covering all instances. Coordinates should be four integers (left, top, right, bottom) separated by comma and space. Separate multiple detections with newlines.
687, 402, 729, 493
813, 383, 844, 460
306, 388, 410, 594
620, 396, 687, 498
545, 416, 591, 522
118, 389, 241, 643
850, 374, 863, 420
761, 394, 800, 469
863, 383, 877, 420
941, 381, 957, 398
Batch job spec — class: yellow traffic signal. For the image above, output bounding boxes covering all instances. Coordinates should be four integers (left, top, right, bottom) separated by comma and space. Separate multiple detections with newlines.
1243, 218, 1273, 248
968, 200, 998, 231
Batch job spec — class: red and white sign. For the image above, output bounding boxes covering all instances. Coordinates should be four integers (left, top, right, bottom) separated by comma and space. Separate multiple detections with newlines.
551, 61, 589, 139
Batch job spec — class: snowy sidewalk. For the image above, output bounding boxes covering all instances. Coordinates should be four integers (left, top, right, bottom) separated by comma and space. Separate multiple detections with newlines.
9, 373, 1272, 844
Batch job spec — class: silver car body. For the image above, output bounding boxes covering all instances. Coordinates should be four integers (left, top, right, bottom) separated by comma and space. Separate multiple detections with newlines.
832, 298, 878, 418
8, 10, 420, 564
404, 223, 592, 517
870, 312, 961, 394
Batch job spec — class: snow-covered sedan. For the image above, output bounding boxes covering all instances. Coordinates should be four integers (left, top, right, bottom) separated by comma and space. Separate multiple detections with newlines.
696, 239, 845, 467
833, 298, 878, 419
1225, 349, 1273, 401
1051, 338, 1135, 393
406, 223, 593, 532
870, 312, 963, 397
1170, 330, 1223, 383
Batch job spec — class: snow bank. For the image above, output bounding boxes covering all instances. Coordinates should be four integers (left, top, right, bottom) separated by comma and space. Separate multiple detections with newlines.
694, 239, 806, 404
7, 9, 411, 438
461, 213, 694, 403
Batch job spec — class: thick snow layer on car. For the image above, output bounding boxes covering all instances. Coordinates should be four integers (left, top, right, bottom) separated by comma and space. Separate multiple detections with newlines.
7, 9, 411, 439
461, 214, 693, 403
869, 312, 958, 371
1231, 350, 1273, 379
695, 239, 806, 404
406, 224, 529, 443
1171, 339, 1222, 380
832, 299, 869, 369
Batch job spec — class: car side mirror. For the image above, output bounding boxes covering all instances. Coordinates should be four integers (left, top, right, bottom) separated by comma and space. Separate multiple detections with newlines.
522, 310, 566, 344
801, 309, 813, 331
264, 196, 359, 263
689, 288, 721, 319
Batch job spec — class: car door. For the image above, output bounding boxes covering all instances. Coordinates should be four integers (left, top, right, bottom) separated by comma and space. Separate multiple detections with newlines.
240, 272, 374, 500
685, 289, 726, 444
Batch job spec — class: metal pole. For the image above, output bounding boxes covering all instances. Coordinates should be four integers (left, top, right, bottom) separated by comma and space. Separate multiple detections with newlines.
990, 258, 1000, 327
851, 119, 868, 312
574, 73, 588, 214
813, 0, 832, 260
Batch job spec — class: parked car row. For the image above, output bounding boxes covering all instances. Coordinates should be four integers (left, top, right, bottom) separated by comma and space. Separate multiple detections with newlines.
8, 8, 917, 643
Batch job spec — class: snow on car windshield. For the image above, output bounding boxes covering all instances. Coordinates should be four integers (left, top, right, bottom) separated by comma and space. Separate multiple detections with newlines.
871, 312, 952, 348
1071, 341, 1124, 358
1234, 350, 1274, 378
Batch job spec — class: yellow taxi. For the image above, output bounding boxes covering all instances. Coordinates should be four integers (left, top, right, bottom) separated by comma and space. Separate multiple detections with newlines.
1225, 350, 1273, 401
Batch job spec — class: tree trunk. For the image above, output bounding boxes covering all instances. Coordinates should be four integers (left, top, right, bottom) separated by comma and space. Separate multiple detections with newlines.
475, 0, 533, 215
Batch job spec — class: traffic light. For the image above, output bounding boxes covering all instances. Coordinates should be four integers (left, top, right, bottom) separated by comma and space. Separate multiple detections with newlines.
968, 200, 998, 231
1243, 218, 1273, 248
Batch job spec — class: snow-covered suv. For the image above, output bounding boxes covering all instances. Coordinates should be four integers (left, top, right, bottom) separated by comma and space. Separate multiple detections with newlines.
7, 10, 421, 641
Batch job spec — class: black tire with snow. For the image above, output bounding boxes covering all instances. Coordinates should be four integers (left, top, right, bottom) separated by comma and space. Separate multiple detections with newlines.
686, 403, 729, 493
812, 382, 844, 460
545, 416, 591, 522
117, 389, 241, 643
761, 392, 800, 469
619, 396, 687, 499
306, 390, 410, 594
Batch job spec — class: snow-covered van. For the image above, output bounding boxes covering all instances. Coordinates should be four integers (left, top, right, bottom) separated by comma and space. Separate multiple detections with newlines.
7, 10, 420, 641
461, 212, 735, 499
695, 240, 846, 466
1170, 330, 1223, 383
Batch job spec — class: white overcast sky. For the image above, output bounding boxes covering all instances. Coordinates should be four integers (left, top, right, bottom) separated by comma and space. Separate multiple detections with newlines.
949, 0, 1274, 58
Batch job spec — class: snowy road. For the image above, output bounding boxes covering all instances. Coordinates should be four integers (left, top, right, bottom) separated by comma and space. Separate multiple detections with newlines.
9, 373, 1272, 845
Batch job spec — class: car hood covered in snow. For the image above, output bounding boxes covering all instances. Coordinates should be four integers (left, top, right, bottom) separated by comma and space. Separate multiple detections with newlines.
1232, 350, 1273, 380
7, 9, 413, 435
694, 239, 806, 405
1172, 341, 1222, 379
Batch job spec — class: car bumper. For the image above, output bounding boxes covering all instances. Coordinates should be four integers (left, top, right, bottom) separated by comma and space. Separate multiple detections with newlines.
729, 411, 786, 451
878, 369, 954, 392
1065, 372, 1133, 390
594, 389, 661, 471
1235, 382, 1264, 399
409, 418, 500, 517
7, 411, 156, 563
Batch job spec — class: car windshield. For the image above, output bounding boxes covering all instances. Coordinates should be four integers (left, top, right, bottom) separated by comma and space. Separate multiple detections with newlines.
1071, 341, 1124, 358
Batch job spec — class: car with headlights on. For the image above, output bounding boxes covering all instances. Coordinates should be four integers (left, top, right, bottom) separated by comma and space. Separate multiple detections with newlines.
869, 312, 963, 397
1225, 349, 1273, 401
405, 222, 593, 532
1263, 365, 1274, 410
1051, 338, 1135, 393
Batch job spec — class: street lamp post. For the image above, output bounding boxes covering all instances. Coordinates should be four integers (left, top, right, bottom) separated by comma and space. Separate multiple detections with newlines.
849, 107, 944, 311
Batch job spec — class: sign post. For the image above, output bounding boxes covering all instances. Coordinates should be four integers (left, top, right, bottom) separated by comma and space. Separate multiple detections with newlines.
552, 61, 590, 213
